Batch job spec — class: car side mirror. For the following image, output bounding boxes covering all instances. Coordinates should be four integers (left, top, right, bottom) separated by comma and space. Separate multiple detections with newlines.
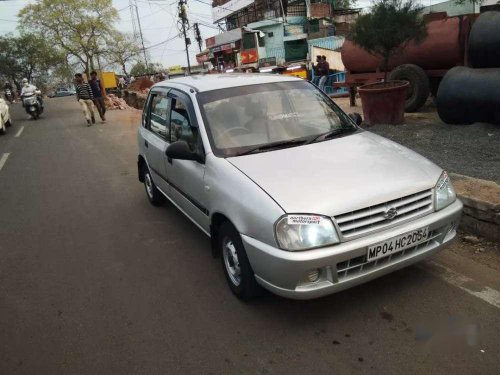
348, 112, 363, 126
166, 141, 204, 163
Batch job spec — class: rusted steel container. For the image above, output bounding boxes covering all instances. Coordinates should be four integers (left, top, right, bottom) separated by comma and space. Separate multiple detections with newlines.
342, 16, 470, 73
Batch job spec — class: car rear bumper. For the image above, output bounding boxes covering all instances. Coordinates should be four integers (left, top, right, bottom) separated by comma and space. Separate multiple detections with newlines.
242, 199, 463, 299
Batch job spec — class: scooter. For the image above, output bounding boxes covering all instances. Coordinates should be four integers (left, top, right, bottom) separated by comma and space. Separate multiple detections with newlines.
4, 89, 13, 104
22, 91, 43, 119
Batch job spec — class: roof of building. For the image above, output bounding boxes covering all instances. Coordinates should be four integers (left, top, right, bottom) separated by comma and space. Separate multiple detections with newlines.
155, 74, 302, 93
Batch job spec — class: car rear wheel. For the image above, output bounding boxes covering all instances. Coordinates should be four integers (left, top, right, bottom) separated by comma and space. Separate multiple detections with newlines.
143, 167, 165, 206
219, 222, 262, 300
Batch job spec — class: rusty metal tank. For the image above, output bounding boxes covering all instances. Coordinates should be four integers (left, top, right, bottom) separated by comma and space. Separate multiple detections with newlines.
342, 15, 471, 73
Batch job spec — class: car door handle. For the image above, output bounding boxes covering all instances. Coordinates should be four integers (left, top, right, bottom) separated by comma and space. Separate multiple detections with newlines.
144, 140, 149, 148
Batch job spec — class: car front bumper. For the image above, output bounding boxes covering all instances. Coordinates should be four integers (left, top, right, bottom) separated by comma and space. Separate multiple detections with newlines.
242, 199, 463, 299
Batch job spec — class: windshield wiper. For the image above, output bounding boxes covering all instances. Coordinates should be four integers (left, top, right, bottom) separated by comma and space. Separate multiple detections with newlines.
237, 138, 310, 156
307, 127, 356, 144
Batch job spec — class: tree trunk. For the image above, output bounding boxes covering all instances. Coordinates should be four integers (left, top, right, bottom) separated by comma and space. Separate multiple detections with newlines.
382, 54, 390, 84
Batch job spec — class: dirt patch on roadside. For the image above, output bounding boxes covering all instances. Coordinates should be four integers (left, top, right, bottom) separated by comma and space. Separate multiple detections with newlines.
451, 174, 500, 204
449, 231, 500, 272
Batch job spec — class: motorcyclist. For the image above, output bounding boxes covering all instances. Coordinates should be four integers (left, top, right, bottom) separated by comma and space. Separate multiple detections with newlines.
20, 78, 43, 107
3, 82, 13, 103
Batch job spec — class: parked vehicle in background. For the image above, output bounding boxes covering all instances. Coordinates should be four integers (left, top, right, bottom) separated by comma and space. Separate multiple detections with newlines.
48, 88, 76, 98
136, 74, 462, 300
0, 98, 12, 134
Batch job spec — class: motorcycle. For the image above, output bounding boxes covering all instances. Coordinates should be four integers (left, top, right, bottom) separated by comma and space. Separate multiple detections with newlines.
22, 90, 43, 119
4, 88, 13, 104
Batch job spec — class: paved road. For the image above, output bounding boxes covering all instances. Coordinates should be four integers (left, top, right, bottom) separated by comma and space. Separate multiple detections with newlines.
1, 97, 499, 374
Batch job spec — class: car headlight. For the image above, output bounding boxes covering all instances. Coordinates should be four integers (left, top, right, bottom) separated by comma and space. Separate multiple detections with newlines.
275, 214, 339, 251
435, 171, 456, 211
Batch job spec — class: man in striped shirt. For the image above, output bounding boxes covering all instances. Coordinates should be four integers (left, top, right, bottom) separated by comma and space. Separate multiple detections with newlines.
74, 73, 96, 126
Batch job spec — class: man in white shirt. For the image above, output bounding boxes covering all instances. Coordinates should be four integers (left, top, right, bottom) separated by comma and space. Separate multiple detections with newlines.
20, 78, 43, 108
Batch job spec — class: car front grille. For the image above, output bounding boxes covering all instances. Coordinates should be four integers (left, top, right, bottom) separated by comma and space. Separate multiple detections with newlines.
334, 189, 433, 239
336, 230, 440, 281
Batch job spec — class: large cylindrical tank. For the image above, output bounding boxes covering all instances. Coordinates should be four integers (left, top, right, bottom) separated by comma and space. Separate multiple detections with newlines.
437, 66, 500, 125
468, 11, 500, 68
342, 17, 470, 73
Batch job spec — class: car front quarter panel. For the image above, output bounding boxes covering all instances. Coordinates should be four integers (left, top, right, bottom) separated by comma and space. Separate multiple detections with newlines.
205, 154, 285, 247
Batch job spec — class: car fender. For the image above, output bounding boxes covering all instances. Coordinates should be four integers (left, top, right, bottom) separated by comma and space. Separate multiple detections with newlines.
204, 154, 285, 248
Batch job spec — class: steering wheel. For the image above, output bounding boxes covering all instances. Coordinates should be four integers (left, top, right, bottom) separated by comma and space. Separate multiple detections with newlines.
217, 126, 251, 142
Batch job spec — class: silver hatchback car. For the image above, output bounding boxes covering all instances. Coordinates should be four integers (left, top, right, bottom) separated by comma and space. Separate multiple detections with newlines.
137, 75, 462, 300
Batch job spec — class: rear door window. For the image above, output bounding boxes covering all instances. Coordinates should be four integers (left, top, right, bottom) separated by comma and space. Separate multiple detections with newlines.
148, 91, 170, 139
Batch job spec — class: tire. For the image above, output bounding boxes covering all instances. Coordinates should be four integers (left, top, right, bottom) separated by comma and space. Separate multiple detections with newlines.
143, 166, 165, 206
388, 64, 430, 113
219, 221, 262, 301
0, 122, 5, 135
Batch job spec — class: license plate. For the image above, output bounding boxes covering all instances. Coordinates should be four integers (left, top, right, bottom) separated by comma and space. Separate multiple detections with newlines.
367, 227, 429, 262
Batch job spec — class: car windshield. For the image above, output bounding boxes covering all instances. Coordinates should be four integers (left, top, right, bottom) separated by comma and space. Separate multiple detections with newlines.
197, 81, 356, 157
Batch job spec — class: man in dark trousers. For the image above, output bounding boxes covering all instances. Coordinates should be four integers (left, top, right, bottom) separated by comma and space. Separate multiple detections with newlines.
74, 73, 95, 126
89, 71, 106, 122
318, 55, 330, 90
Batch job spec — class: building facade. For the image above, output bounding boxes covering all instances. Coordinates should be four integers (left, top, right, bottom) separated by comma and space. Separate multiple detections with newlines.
206, 0, 359, 71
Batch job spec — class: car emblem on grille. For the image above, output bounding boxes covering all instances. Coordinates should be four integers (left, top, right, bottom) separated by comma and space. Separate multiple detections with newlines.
383, 206, 398, 220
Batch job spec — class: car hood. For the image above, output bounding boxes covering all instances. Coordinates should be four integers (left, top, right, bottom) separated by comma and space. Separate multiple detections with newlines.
227, 131, 442, 216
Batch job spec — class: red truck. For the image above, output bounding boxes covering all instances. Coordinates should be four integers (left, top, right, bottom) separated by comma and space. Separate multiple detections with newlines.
341, 12, 476, 112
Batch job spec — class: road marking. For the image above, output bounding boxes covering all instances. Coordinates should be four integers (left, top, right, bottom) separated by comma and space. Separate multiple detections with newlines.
0, 153, 10, 171
15, 126, 24, 137
424, 261, 500, 310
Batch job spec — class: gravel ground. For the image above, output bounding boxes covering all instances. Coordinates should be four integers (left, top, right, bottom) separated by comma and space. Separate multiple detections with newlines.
334, 98, 500, 183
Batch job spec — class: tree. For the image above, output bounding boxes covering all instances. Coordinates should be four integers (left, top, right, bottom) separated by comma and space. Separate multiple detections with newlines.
130, 62, 164, 77
453, 0, 484, 13
105, 32, 143, 75
18, 0, 118, 75
350, 0, 427, 82
0, 33, 65, 88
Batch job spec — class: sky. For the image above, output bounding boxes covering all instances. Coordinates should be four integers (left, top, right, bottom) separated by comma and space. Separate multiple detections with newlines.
0, 0, 443, 68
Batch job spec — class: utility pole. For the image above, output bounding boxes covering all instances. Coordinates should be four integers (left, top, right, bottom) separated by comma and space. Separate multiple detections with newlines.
129, 0, 149, 74
179, 0, 191, 74
193, 23, 204, 70
134, 0, 149, 74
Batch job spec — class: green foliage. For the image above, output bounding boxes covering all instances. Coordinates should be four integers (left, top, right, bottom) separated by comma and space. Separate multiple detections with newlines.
350, 0, 427, 81
105, 32, 143, 75
18, 0, 118, 74
0, 33, 65, 87
332, 0, 357, 9
130, 62, 164, 77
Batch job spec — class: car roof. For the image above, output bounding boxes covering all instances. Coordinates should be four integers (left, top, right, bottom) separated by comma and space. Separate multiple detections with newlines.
152, 73, 303, 93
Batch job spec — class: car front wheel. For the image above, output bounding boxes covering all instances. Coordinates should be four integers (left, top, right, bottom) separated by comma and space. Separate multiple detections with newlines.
143, 167, 165, 206
219, 222, 262, 300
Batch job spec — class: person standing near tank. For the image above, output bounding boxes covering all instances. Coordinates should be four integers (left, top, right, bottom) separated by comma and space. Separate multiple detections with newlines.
89, 71, 106, 122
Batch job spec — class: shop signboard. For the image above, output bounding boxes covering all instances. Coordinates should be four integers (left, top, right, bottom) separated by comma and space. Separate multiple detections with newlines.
206, 36, 215, 48
211, 42, 235, 53
241, 49, 258, 64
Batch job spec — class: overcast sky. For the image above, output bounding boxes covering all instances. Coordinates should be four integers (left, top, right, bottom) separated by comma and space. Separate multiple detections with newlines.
0, 0, 438, 68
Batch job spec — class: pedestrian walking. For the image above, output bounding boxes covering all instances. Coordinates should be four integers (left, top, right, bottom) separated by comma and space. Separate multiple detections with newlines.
74, 73, 95, 126
89, 71, 106, 122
